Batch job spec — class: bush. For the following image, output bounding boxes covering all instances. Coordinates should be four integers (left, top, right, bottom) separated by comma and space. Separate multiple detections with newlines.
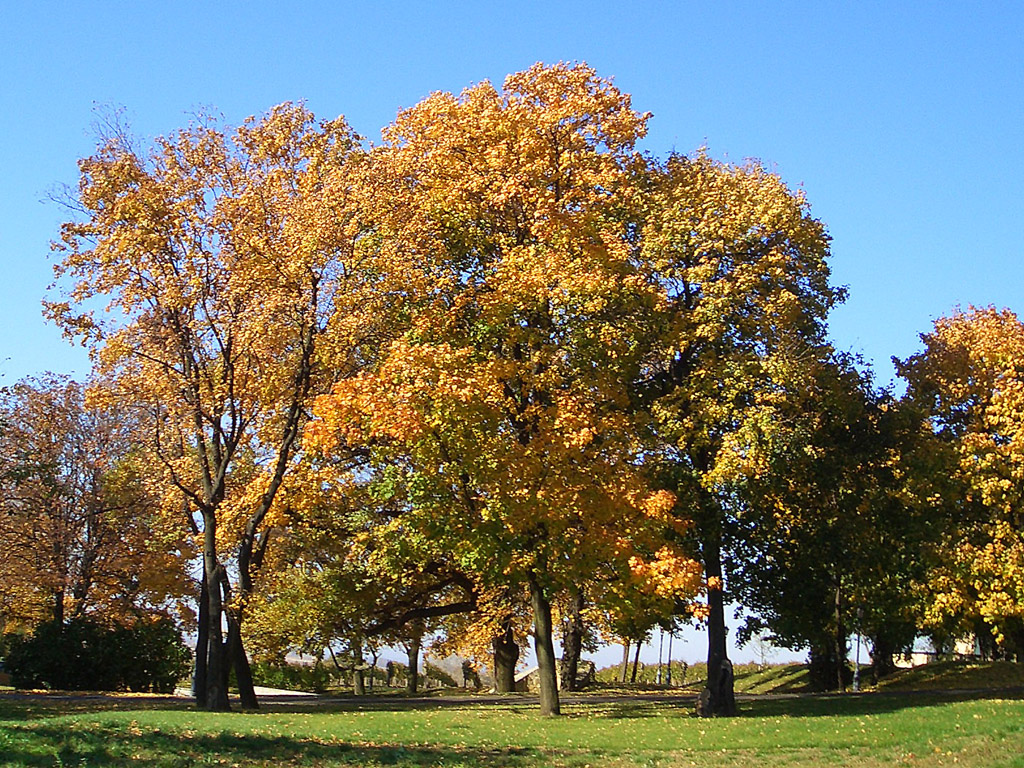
4, 617, 190, 692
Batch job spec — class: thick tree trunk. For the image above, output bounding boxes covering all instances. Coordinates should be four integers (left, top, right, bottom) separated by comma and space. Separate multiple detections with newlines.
193, 572, 209, 706
809, 644, 848, 691
53, 588, 64, 627
528, 573, 560, 716
202, 514, 230, 711
619, 640, 630, 683
630, 640, 642, 683
492, 619, 519, 693
870, 634, 897, 683
701, 533, 736, 717
559, 589, 585, 692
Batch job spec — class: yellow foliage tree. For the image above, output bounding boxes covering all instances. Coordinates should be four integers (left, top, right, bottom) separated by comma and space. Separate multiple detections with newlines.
899, 306, 1024, 655
47, 104, 366, 709
0, 375, 189, 633
310, 63, 702, 716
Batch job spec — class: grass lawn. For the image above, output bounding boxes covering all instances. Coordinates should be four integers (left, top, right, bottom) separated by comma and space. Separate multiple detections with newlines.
2, 690, 1023, 768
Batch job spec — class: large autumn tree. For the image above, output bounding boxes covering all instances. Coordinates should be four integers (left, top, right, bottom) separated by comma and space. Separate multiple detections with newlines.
47, 104, 368, 709
898, 306, 1024, 657
637, 152, 844, 714
310, 63, 701, 716
0, 375, 187, 632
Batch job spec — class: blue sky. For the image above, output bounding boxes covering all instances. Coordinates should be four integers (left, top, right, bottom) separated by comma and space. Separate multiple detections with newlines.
3, 1, 1022, 386
2, 1, 1022, 663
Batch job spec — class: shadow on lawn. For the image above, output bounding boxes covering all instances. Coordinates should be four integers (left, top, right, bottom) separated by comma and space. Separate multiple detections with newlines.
1, 721, 548, 768
739, 687, 1024, 719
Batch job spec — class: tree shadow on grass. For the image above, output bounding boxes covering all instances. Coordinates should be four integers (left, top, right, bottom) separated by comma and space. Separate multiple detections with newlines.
738, 687, 1024, 719
0, 722, 554, 768
553, 688, 1024, 721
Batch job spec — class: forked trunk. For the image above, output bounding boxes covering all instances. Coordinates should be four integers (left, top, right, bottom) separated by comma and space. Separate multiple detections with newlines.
202, 514, 230, 711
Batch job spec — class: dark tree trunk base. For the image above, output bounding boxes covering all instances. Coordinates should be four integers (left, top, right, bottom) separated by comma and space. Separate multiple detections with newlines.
492, 621, 519, 693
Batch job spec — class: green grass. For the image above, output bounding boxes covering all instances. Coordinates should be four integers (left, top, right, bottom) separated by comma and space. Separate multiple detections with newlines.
2, 690, 1023, 767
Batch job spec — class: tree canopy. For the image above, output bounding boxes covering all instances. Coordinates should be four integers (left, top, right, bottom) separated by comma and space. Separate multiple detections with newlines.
18, 63, 1023, 718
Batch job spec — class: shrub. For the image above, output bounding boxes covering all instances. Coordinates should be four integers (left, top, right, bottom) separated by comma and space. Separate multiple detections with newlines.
4, 617, 190, 692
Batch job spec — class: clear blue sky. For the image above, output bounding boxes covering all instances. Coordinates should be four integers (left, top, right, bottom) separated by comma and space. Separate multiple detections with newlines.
2, 0, 1022, 663
3, 1, 1022, 385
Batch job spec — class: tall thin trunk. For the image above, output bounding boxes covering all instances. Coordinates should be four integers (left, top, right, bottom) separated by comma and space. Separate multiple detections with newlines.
406, 621, 423, 694
53, 588, 64, 627
528, 573, 560, 716
666, 632, 673, 686
834, 582, 845, 693
657, 630, 664, 685
368, 649, 379, 691
702, 531, 735, 717
559, 589, 585, 692
492, 619, 519, 693
630, 639, 641, 683
193, 572, 209, 706
619, 639, 630, 683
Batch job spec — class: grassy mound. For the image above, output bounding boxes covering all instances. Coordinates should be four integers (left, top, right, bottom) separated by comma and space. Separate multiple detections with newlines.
877, 659, 1024, 692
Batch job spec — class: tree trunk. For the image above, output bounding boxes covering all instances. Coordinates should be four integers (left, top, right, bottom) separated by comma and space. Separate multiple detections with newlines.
368, 649, 379, 691
353, 638, 365, 696
630, 639, 642, 683
870, 634, 897, 684
701, 532, 735, 717
834, 583, 846, 693
227, 612, 257, 708
666, 632, 674, 686
619, 639, 630, 683
406, 630, 421, 694
492, 619, 519, 693
193, 572, 209, 706
202, 514, 230, 711
559, 589, 584, 692
528, 573, 560, 716
53, 587, 64, 627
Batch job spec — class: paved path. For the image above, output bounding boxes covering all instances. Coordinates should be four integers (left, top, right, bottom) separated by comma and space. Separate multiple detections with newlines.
4, 686, 1020, 711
